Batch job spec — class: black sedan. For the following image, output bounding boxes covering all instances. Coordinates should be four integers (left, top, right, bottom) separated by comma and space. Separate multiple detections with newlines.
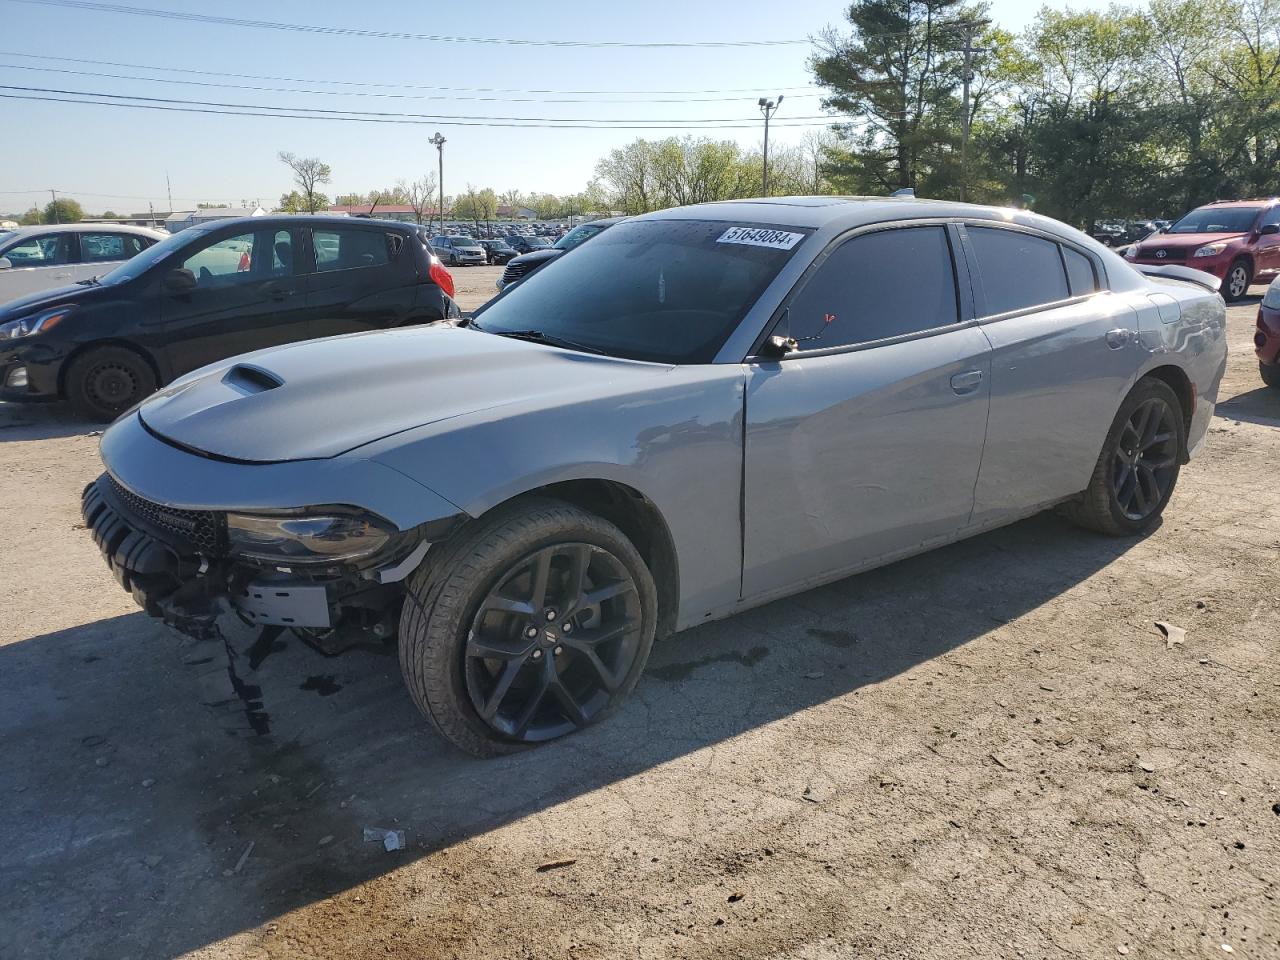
506, 234, 553, 255
477, 238, 517, 265
0, 215, 458, 420
496, 217, 625, 292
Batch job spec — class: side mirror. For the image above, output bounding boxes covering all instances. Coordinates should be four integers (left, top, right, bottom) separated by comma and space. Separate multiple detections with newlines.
163, 267, 197, 293
0, 257, 11, 270
1260, 224, 1280, 236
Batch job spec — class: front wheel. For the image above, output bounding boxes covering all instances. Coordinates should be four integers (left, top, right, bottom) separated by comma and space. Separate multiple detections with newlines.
1225, 259, 1252, 302
65, 346, 157, 422
1061, 377, 1185, 536
399, 498, 658, 757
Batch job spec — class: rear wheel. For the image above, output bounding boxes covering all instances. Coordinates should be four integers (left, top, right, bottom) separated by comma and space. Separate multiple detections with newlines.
399, 498, 657, 757
1225, 259, 1252, 302
1261, 361, 1280, 390
1061, 378, 1184, 536
65, 346, 157, 422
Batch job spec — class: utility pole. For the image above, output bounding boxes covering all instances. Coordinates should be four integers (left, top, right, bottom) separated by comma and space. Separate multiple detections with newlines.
49, 189, 58, 224
166, 172, 174, 213
149, 201, 155, 227
758, 95, 784, 196
429, 132, 447, 234
959, 20, 988, 203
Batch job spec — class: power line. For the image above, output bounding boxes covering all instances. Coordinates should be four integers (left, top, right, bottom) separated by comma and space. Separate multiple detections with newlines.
0, 50, 820, 96
0, 91, 838, 130
0, 83, 836, 125
0, 61, 824, 104
7, 0, 809, 48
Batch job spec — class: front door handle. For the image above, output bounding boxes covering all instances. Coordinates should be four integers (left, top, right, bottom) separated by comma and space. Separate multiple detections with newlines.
262, 283, 294, 301
950, 369, 984, 395
1105, 328, 1133, 349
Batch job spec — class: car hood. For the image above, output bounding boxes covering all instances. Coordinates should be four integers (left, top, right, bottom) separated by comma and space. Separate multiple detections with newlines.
0, 282, 94, 319
136, 325, 671, 463
510, 249, 563, 267
1134, 232, 1243, 254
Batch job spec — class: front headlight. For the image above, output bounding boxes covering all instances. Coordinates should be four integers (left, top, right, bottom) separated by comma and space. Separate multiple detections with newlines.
1124, 245, 1138, 260
1263, 280, 1280, 310
1192, 242, 1227, 258
226, 512, 393, 563
0, 305, 74, 339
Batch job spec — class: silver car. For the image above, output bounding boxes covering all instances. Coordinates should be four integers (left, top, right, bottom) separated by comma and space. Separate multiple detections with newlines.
0, 224, 165, 303
83, 198, 1227, 756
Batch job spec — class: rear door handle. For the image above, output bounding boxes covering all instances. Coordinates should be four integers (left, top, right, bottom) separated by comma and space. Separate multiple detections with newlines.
950, 369, 984, 395
1105, 328, 1133, 349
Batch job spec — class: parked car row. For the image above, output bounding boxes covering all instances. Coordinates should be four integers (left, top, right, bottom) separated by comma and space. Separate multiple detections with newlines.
495, 217, 626, 292
73, 197, 1227, 757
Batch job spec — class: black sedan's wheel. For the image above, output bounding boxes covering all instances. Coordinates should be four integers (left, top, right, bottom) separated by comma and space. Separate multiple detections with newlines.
1062, 377, 1184, 536
399, 498, 657, 757
1225, 259, 1252, 302
65, 346, 157, 422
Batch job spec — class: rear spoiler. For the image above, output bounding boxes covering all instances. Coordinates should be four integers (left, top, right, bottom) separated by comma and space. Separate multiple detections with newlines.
1135, 263, 1221, 294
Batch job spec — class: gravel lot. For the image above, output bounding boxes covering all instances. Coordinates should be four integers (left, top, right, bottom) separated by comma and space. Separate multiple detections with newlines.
1, 265, 1276, 960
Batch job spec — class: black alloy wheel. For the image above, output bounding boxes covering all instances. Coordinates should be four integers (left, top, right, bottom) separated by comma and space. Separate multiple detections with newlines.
1111, 397, 1180, 521
465, 542, 643, 742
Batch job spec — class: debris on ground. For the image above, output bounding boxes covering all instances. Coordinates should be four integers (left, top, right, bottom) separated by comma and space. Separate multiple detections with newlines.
140, 778, 156, 788
317, 835, 334, 847
728, 891, 745, 903
1138, 761, 1156, 773
803, 671, 825, 679
1154, 621, 1187, 650
535, 858, 577, 873
233, 841, 254, 874
363, 827, 406, 852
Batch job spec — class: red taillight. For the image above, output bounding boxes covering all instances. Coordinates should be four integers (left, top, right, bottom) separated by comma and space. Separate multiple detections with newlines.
429, 256, 455, 299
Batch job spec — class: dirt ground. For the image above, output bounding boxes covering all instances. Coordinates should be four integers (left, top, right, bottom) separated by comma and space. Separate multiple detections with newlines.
1, 266, 1276, 960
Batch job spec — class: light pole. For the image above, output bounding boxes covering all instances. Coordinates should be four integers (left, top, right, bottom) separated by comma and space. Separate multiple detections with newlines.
429, 132, 447, 234
758, 95, 784, 196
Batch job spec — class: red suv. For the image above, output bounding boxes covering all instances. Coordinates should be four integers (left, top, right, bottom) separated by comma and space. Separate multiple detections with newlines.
1127, 198, 1280, 301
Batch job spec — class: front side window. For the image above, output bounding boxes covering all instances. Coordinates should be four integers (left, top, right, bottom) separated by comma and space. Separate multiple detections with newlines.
182, 232, 258, 288
81, 233, 147, 263
3, 233, 72, 266
474, 218, 811, 364
269, 230, 295, 276
1168, 206, 1262, 235
313, 228, 390, 272
967, 226, 1069, 316
786, 226, 959, 349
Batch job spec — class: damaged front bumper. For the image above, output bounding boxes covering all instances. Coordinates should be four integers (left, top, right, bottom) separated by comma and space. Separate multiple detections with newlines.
81, 473, 450, 645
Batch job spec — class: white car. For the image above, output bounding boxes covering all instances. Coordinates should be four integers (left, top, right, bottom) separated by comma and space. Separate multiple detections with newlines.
0, 224, 166, 304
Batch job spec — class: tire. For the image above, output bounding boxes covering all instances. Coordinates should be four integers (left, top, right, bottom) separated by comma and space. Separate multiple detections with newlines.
1224, 258, 1252, 302
65, 346, 158, 422
1061, 377, 1185, 536
1261, 361, 1280, 390
399, 497, 658, 757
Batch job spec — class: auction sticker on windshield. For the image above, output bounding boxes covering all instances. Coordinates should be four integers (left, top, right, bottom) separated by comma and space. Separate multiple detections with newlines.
716, 226, 805, 250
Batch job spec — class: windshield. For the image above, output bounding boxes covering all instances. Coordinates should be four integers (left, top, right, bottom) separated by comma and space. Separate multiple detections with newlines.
525, 237, 551, 248
473, 219, 810, 364
554, 224, 605, 251
1168, 206, 1261, 235
449, 236, 480, 247
98, 228, 207, 283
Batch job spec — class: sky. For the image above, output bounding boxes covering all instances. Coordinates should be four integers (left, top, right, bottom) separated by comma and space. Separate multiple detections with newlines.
0, 0, 1112, 216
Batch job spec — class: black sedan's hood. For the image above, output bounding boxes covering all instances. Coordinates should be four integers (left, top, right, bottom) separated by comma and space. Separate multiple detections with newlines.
509, 249, 563, 268
0, 281, 96, 319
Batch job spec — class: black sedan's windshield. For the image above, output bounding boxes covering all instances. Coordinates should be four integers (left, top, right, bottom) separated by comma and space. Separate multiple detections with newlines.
474, 219, 811, 364
1168, 206, 1261, 234
554, 224, 605, 250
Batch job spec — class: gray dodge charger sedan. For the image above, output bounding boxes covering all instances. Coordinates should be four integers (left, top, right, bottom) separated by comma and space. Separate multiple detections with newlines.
83, 197, 1228, 756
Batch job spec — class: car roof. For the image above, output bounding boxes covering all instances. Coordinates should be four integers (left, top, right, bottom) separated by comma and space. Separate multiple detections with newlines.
639, 195, 1093, 241
1201, 198, 1278, 207
2, 223, 166, 238
199, 214, 419, 232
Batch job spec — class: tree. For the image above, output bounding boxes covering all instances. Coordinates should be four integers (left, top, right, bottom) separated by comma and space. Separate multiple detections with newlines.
42, 197, 84, 224
277, 151, 332, 213
334, 193, 365, 206
811, 0, 975, 193
18, 207, 41, 226
101, 210, 119, 219
400, 174, 439, 225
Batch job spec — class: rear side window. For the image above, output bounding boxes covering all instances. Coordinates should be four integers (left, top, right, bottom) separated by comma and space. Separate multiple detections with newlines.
5, 233, 72, 265
787, 226, 959, 349
81, 233, 148, 262
968, 226, 1069, 316
313, 228, 391, 272
1062, 246, 1098, 296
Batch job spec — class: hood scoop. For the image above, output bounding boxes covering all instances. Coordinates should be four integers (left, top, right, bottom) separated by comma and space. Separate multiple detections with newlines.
222, 363, 284, 395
